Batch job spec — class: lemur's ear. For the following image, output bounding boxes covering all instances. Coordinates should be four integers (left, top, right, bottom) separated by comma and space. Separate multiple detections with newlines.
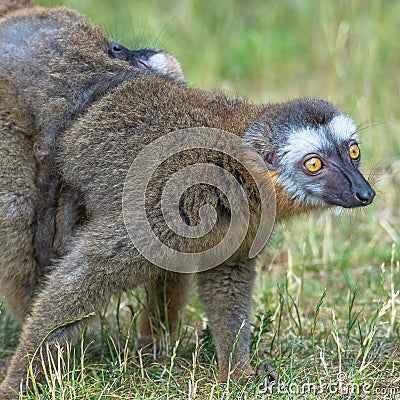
243, 122, 279, 171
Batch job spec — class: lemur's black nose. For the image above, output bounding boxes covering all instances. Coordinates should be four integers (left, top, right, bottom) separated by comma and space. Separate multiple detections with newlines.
355, 188, 375, 205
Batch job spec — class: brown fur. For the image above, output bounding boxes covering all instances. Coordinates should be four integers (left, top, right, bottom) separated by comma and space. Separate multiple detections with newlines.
0, 102, 40, 322
0, 0, 31, 17
0, 2, 184, 325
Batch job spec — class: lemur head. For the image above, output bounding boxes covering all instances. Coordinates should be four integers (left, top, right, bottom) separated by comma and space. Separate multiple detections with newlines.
244, 98, 375, 209
108, 42, 185, 83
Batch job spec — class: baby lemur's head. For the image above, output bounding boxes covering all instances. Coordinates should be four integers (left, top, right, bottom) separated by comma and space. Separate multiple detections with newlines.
244, 98, 375, 209
108, 42, 185, 83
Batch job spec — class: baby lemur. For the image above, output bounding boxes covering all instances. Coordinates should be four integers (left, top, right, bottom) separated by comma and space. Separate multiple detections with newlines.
0, 42, 375, 398
0, 1, 184, 324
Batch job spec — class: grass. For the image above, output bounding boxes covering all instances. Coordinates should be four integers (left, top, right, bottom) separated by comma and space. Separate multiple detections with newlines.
1, 0, 400, 398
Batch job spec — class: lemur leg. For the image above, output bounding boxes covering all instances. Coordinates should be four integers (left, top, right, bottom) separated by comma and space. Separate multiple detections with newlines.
0, 105, 39, 324
0, 219, 154, 398
197, 261, 256, 382
140, 272, 192, 348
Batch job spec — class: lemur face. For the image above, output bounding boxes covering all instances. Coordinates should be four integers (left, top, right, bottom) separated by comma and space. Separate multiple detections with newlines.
108, 43, 185, 83
276, 114, 375, 208
244, 99, 375, 208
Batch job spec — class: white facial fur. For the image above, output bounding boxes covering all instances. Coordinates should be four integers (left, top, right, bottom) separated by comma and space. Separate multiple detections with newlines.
328, 115, 357, 141
147, 53, 185, 82
276, 114, 359, 206
279, 115, 358, 159
147, 53, 170, 74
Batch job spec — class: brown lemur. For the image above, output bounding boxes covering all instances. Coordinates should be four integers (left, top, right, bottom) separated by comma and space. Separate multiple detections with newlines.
0, 24, 375, 395
0, 0, 375, 397
0, 0, 185, 325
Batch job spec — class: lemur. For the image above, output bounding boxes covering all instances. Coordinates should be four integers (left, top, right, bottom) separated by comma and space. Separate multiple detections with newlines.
0, 57, 374, 398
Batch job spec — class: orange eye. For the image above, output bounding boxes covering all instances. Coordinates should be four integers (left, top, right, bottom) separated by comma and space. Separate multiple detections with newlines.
304, 157, 322, 173
349, 143, 360, 160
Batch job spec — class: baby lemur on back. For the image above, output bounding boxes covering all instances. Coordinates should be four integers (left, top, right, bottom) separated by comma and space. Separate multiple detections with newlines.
0, 0, 184, 324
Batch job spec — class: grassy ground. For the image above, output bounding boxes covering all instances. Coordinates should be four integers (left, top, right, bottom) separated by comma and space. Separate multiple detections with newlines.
1, 0, 399, 398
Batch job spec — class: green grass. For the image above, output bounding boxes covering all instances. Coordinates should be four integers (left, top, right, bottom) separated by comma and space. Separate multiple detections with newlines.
1, 0, 400, 398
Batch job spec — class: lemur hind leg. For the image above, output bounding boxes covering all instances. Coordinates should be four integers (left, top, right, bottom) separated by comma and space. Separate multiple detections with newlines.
140, 272, 192, 351
197, 261, 256, 382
